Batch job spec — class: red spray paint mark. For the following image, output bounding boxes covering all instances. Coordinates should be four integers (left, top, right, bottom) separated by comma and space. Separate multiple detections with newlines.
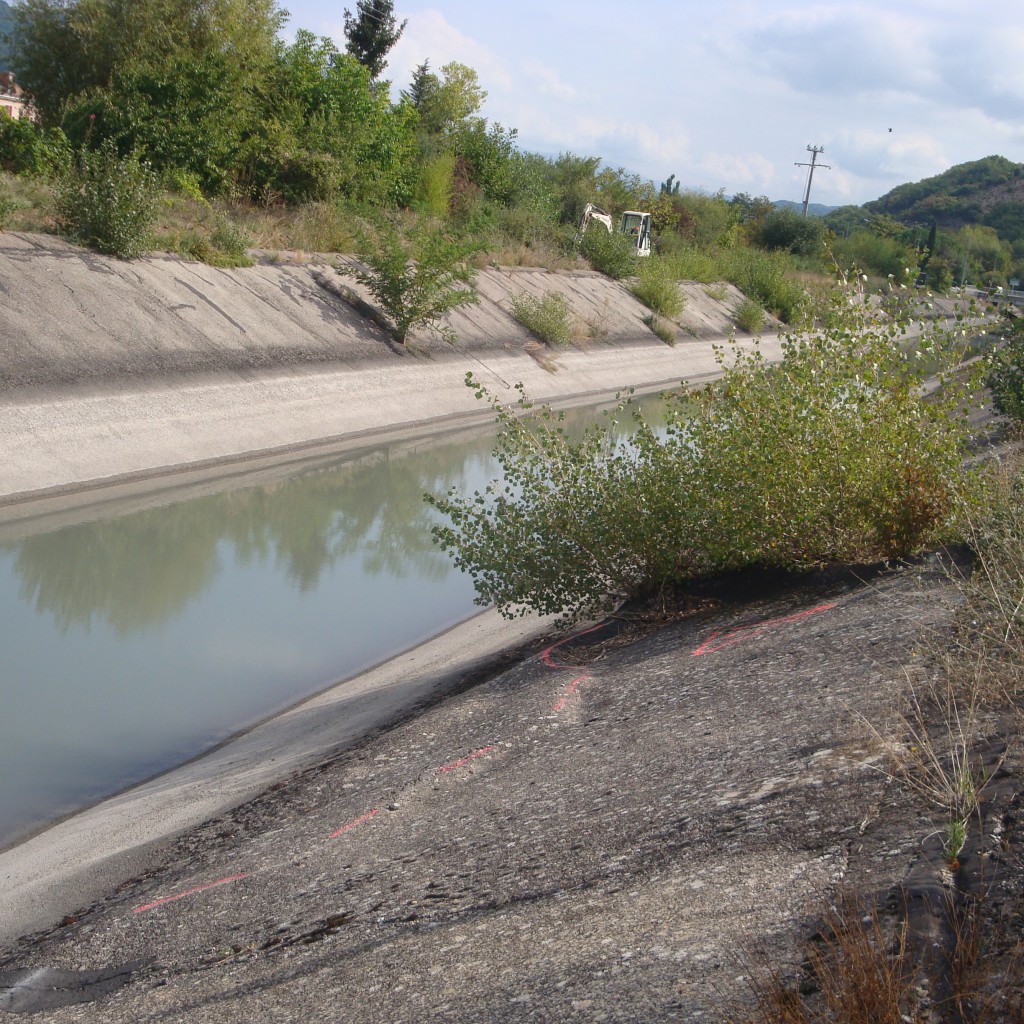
692, 603, 837, 656
133, 874, 249, 914
330, 808, 380, 839
437, 745, 495, 773
552, 673, 589, 713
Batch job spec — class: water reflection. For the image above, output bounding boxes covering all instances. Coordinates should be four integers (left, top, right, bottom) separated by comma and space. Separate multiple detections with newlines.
0, 393, 667, 847
8, 440, 492, 636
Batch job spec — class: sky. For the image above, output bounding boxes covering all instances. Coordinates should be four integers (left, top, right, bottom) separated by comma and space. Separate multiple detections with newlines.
278, 1, 1024, 207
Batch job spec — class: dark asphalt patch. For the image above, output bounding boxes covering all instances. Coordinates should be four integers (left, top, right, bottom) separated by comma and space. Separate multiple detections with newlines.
0, 960, 146, 1014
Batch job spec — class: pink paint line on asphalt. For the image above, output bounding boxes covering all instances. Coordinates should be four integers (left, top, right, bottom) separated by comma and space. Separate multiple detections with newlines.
133, 874, 249, 914
330, 808, 381, 838
553, 673, 589, 713
437, 746, 495, 773
692, 603, 837, 656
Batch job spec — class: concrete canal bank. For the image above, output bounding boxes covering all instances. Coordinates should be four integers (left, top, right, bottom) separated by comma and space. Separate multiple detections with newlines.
0, 232, 781, 504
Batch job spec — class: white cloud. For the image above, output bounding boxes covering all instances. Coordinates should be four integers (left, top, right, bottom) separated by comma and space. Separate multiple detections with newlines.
384, 9, 513, 92
519, 59, 576, 102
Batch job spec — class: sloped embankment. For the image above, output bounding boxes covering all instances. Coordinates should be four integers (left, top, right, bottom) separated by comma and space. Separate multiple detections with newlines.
0, 233, 774, 501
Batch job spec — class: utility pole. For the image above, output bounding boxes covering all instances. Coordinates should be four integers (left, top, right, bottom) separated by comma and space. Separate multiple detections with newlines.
795, 145, 830, 217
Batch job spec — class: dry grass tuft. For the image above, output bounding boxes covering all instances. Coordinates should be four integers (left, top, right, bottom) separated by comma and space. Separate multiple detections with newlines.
729, 899, 914, 1024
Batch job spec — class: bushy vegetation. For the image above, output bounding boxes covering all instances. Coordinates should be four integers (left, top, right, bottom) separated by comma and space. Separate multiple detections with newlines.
338, 220, 481, 344
579, 224, 635, 279
986, 314, 1024, 420
0, 188, 13, 228
630, 256, 684, 318
734, 297, 765, 333
428, 280, 974, 623
55, 137, 158, 257
509, 291, 574, 346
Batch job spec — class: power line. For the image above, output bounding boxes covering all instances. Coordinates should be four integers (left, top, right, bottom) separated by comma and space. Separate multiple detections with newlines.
795, 145, 831, 217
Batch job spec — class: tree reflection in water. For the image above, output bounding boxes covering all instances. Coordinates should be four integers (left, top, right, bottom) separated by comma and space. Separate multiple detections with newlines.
8, 433, 496, 635
7, 396, 664, 636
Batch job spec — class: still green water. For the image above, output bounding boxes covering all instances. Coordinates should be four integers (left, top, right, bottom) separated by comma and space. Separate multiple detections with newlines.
0, 396, 668, 849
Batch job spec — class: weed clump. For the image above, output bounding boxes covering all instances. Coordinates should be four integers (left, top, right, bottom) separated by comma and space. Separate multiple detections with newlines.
509, 290, 574, 346
55, 138, 159, 259
735, 297, 766, 334
630, 257, 684, 318
642, 313, 676, 345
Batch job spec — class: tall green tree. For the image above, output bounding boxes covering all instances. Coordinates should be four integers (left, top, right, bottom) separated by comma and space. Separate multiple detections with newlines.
255, 30, 417, 205
343, 0, 405, 79
12, 0, 284, 126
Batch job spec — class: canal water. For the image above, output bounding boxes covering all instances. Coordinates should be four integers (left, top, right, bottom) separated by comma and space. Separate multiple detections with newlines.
0, 396, 667, 850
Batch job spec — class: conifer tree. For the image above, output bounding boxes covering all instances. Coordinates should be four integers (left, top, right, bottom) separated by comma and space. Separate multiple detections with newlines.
343, 0, 406, 79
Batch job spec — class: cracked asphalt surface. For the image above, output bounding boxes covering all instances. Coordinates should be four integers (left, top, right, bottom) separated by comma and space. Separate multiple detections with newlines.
6, 560, 1012, 1022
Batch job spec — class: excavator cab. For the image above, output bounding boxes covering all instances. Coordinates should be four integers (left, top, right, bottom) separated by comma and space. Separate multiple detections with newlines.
619, 211, 652, 257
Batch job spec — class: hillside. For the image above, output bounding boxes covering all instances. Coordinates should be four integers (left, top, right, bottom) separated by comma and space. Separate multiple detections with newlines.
774, 198, 837, 217
864, 155, 1024, 244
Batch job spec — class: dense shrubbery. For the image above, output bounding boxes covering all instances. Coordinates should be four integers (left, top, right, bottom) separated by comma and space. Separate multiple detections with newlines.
509, 291, 574, 346
55, 138, 158, 258
428, 281, 974, 622
986, 315, 1024, 420
579, 224, 635, 279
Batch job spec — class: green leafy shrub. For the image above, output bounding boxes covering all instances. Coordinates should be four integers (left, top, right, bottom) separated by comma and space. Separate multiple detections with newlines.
428, 282, 972, 623
724, 246, 808, 324
509, 290, 574, 346
753, 207, 827, 257
832, 230, 915, 281
339, 220, 481, 343
579, 225, 634, 279
176, 219, 254, 268
55, 139, 159, 258
734, 297, 765, 333
630, 257, 684, 317
0, 189, 14, 229
986, 316, 1024, 420
642, 313, 676, 345
0, 115, 49, 176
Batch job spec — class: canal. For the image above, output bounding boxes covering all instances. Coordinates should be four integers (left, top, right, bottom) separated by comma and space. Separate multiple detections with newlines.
0, 396, 665, 850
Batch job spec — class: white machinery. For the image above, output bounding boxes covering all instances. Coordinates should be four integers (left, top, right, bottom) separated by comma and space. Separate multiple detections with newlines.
619, 210, 652, 257
573, 203, 652, 257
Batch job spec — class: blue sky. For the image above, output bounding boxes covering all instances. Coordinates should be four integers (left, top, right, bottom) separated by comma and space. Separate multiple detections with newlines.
279, 1, 1024, 206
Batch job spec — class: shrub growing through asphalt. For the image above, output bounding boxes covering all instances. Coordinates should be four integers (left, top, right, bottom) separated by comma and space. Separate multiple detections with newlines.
427, 277, 976, 623
55, 138, 159, 259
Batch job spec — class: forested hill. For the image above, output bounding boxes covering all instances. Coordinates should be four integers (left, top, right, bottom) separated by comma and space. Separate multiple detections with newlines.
864, 156, 1024, 241
0, 1, 15, 69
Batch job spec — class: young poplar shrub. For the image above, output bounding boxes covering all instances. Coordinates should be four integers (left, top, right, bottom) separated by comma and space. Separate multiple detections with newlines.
985, 314, 1024, 421
55, 138, 159, 259
427, 280, 976, 623
339, 221, 481, 344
